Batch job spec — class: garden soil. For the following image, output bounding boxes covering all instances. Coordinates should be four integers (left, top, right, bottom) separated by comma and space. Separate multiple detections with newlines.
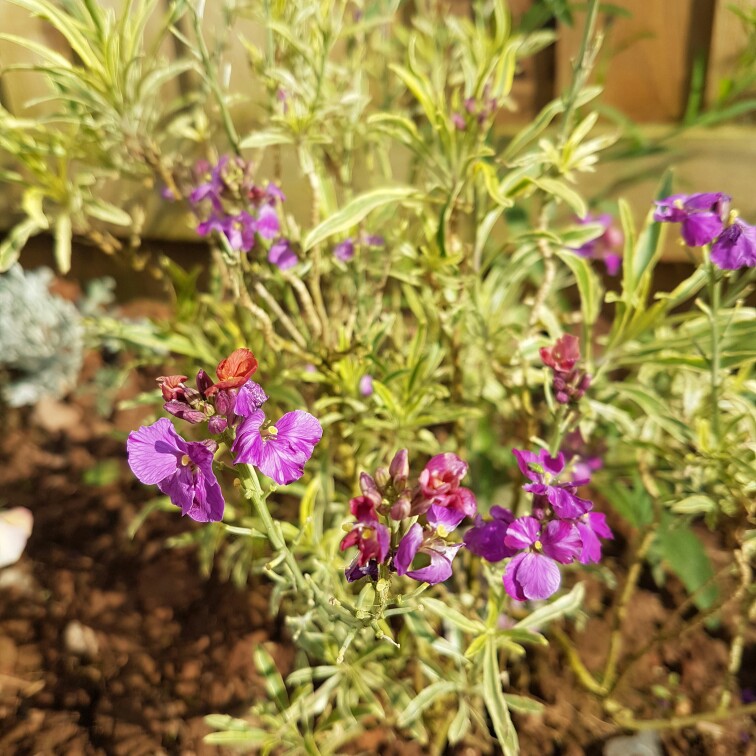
0, 297, 754, 754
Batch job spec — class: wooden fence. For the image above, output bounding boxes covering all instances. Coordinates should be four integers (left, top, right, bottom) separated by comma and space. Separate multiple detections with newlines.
1, 0, 755, 257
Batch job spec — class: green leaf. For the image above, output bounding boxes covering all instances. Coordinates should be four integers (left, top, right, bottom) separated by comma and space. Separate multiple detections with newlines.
253, 645, 289, 712
448, 699, 471, 744
0, 217, 42, 271
303, 186, 417, 250
239, 130, 294, 149
514, 583, 585, 630
396, 681, 459, 727
654, 516, 717, 610
503, 693, 545, 714
555, 249, 602, 326
421, 597, 486, 634
531, 177, 587, 218
86, 200, 132, 226
670, 495, 716, 515
593, 474, 653, 529
482, 638, 518, 755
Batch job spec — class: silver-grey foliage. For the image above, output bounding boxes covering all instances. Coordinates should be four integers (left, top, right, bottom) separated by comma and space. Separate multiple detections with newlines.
0, 264, 83, 407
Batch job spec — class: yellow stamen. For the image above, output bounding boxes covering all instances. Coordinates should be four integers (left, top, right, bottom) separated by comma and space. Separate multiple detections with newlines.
362, 528, 374, 540
533, 539, 543, 552
436, 524, 449, 538
268, 426, 278, 437
180, 454, 191, 467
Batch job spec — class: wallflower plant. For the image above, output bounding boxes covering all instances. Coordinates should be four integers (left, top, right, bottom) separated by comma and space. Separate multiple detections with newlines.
8, 0, 756, 752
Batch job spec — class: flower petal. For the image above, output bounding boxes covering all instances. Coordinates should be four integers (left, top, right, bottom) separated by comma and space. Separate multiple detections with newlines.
513, 552, 562, 601
127, 418, 183, 485
504, 516, 540, 550
407, 543, 462, 585
541, 520, 582, 564
394, 523, 423, 576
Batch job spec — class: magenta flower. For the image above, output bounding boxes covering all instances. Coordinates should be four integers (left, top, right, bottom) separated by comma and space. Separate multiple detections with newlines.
653, 192, 730, 247
127, 418, 225, 522
710, 219, 756, 270
575, 512, 614, 564
268, 239, 298, 270
232, 409, 322, 485
503, 517, 582, 601
540, 334, 580, 373
413, 453, 477, 530
340, 496, 390, 581
464, 506, 517, 562
512, 448, 592, 519
570, 213, 623, 275
394, 523, 463, 585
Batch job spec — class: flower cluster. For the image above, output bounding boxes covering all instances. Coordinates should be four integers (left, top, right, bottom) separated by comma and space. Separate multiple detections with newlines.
540, 334, 591, 405
451, 85, 499, 130
465, 448, 613, 601
181, 156, 297, 269
333, 232, 385, 262
127, 349, 322, 522
653, 192, 756, 270
570, 213, 623, 275
340, 451, 477, 585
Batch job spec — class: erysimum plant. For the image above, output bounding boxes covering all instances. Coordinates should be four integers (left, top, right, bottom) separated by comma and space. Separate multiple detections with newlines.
2, 0, 756, 753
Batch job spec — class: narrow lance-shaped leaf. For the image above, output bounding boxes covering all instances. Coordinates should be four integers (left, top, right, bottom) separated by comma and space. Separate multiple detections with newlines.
303, 186, 417, 250
482, 638, 518, 755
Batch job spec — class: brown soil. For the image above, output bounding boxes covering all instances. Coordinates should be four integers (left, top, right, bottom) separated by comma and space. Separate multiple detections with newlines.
0, 338, 754, 754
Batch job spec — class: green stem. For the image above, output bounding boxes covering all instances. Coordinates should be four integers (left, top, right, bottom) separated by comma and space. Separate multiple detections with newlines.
611, 701, 756, 732
192, 8, 241, 156
707, 258, 722, 445
559, 0, 601, 146
601, 528, 656, 693
234, 463, 386, 638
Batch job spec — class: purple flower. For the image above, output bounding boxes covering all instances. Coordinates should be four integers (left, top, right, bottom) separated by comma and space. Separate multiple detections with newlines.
570, 213, 623, 275
340, 496, 390, 577
345, 559, 379, 582
268, 239, 298, 270
189, 155, 228, 210
359, 374, 374, 397
334, 239, 355, 262
198, 211, 256, 252
234, 380, 269, 417
127, 418, 225, 522
503, 517, 582, 601
512, 448, 592, 519
710, 219, 756, 270
464, 506, 517, 562
360, 233, 385, 248
232, 409, 322, 485
394, 523, 463, 585
653, 193, 730, 247
255, 204, 280, 240
575, 511, 614, 564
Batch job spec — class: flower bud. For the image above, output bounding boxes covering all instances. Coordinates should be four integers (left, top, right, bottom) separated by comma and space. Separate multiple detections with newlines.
196, 369, 213, 397
214, 389, 235, 417
374, 466, 390, 490
390, 493, 411, 521
359, 472, 381, 505
208, 415, 228, 434
389, 449, 409, 491
157, 375, 188, 402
